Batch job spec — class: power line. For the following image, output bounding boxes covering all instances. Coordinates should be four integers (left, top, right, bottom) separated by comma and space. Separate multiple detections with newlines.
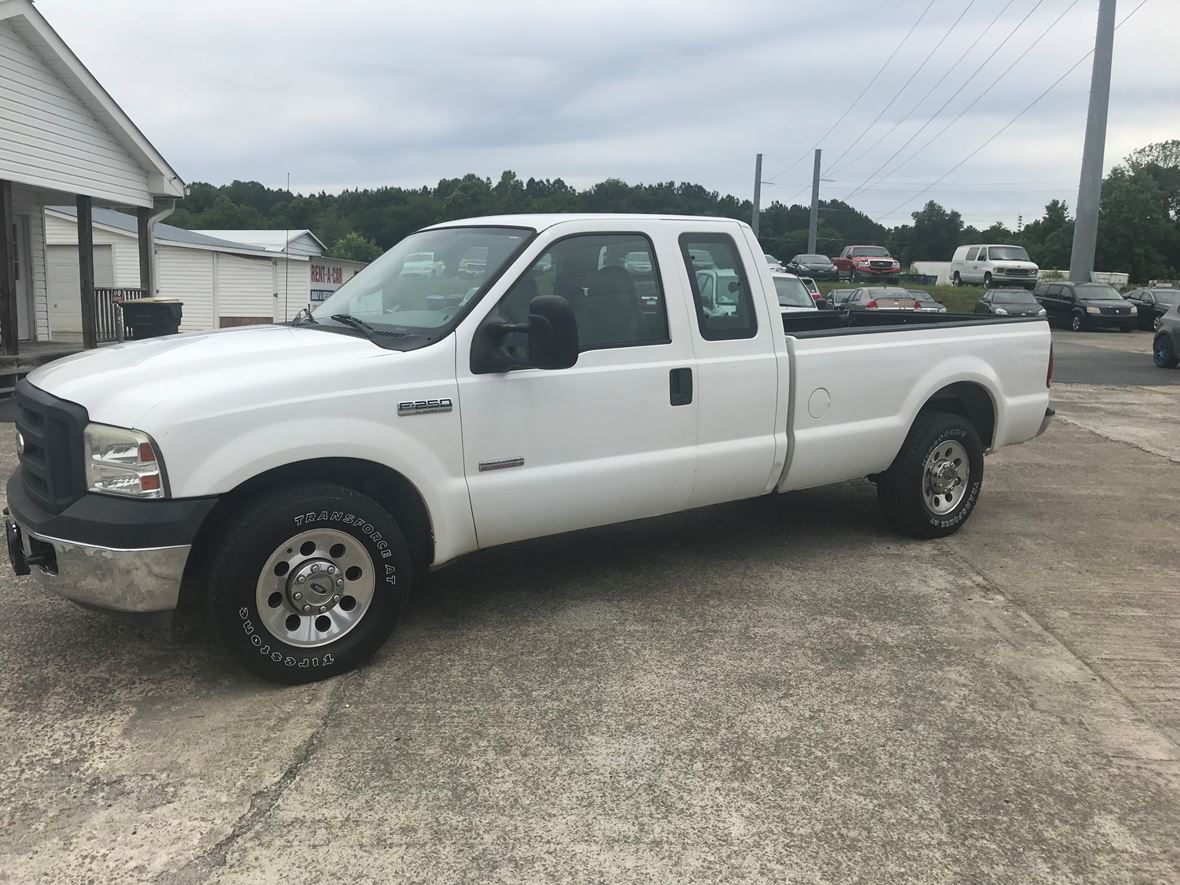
841, 0, 1045, 203
761, 0, 938, 184
873, 0, 1151, 223
827, 0, 1013, 178
824, 0, 980, 176
861, 0, 1083, 198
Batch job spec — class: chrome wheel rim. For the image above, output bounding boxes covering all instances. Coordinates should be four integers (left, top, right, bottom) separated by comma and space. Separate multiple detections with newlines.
924, 440, 969, 515
254, 528, 376, 648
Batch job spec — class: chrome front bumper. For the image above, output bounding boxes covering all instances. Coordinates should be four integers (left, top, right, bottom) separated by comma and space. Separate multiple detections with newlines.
10, 519, 189, 613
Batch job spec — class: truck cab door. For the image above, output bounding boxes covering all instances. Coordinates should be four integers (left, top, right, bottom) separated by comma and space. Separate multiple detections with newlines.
455, 224, 699, 549
677, 225, 783, 509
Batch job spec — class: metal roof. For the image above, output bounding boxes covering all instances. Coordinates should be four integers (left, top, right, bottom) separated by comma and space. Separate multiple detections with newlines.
47, 207, 306, 260
192, 230, 327, 255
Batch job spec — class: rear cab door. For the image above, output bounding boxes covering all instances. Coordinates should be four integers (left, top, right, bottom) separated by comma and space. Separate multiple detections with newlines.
676, 221, 786, 508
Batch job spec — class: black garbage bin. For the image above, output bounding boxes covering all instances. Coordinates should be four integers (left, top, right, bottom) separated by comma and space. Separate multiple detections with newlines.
119, 298, 183, 339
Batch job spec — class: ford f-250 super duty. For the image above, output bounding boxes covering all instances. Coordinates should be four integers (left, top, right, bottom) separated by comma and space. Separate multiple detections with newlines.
5, 214, 1053, 683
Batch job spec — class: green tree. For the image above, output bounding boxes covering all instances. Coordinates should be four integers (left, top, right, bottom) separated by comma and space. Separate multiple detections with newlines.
904, 201, 963, 264
330, 232, 382, 262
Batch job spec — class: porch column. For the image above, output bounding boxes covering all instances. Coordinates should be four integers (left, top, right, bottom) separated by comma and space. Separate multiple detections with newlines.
0, 180, 17, 356
136, 205, 153, 295
77, 194, 97, 350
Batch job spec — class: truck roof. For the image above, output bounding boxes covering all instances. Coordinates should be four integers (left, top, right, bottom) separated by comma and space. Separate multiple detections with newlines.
426, 213, 749, 232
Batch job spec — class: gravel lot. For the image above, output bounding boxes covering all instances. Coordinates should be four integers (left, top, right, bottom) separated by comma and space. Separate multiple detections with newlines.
2, 334, 1178, 884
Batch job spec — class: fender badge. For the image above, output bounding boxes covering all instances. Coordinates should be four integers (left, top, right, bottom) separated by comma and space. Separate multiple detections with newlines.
478, 457, 524, 472
398, 398, 453, 416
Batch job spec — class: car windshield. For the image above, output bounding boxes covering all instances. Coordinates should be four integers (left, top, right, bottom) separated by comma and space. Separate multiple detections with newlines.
1152, 289, 1180, 305
311, 227, 531, 332
992, 289, 1038, 304
1077, 284, 1124, 301
869, 287, 911, 300
987, 245, 1030, 261
797, 254, 828, 263
773, 276, 813, 308
854, 247, 889, 257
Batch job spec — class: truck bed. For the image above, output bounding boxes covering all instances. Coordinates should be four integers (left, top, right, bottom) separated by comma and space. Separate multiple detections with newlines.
781, 310, 1043, 336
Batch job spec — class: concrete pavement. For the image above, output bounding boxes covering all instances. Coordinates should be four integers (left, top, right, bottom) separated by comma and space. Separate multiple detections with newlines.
1, 387, 1179, 883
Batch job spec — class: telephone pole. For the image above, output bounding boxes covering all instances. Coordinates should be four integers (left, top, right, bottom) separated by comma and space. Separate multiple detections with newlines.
1069, 0, 1116, 284
751, 153, 763, 237
807, 149, 822, 255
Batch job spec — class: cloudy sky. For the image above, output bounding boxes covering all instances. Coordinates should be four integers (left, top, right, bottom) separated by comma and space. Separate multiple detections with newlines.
40, 0, 1177, 229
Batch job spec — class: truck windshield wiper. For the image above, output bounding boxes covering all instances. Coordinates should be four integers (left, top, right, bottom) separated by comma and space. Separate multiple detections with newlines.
329, 314, 411, 338
292, 308, 318, 325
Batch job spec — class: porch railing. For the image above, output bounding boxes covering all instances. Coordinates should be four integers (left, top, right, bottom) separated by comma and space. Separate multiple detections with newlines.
95, 287, 147, 342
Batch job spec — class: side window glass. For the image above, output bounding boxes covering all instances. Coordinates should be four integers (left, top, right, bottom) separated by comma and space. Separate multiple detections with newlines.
679, 234, 758, 341
494, 233, 669, 354
966, 247, 979, 261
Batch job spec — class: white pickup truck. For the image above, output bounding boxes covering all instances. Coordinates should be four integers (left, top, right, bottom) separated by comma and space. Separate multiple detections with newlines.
5, 214, 1053, 683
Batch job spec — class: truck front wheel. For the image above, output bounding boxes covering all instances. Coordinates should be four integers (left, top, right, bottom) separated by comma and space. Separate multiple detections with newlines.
206, 482, 412, 683
877, 412, 984, 539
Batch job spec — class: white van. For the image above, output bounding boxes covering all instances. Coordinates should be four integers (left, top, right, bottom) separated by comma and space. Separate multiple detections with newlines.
950, 244, 1039, 289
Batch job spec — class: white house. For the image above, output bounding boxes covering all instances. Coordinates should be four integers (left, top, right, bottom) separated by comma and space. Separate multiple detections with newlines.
193, 229, 366, 308
44, 208, 333, 331
0, 0, 185, 357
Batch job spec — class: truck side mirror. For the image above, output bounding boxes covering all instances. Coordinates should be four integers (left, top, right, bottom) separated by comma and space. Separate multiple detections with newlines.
471, 295, 579, 373
526, 295, 578, 370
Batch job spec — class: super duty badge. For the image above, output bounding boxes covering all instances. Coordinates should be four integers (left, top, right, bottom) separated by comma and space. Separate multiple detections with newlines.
397, 398, 453, 416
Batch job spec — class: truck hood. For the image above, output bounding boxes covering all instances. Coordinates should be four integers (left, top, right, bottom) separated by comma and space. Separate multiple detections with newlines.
28, 325, 380, 427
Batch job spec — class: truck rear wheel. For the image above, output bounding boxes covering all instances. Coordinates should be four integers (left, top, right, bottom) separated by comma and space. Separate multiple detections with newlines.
877, 412, 984, 539
205, 482, 412, 683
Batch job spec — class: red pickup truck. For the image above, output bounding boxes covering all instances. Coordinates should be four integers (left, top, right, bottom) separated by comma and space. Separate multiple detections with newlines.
833, 245, 901, 283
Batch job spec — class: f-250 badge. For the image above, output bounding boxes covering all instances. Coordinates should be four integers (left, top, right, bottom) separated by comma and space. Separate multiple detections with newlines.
397, 398, 453, 416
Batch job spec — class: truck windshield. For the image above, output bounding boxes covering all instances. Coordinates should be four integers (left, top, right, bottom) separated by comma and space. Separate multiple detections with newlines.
311, 227, 532, 332
854, 247, 889, 257
988, 246, 1031, 261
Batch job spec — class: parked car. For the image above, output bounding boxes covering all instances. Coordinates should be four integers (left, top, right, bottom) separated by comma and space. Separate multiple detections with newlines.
843, 286, 924, 311
950, 244, 1039, 289
833, 245, 900, 283
771, 273, 819, 313
401, 251, 444, 278
1034, 281, 1137, 332
1124, 287, 1180, 331
826, 288, 857, 309
909, 291, 947, 313
764, 254, 785, 273
1153, 301, 1180, 368
974, 288, 1047, 318
786, 254, 838, 281
6, 214, 1052, 683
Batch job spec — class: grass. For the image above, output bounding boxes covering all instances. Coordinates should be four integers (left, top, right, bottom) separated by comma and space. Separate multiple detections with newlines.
816, 280, 990, 314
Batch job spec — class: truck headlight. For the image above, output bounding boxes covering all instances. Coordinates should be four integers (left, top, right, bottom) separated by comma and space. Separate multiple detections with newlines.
83, 423, 167, 498
1086, 305, 1101, 314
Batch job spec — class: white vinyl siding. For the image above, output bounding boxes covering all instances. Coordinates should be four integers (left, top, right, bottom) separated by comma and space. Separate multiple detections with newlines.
273, 258, 310, 322
46, 243, 114, 333
10, 183, 47, 339
0, 20, 152, 207
215, 253, 273, 322
45, 210, 141, 288
284, 232, 323, 257
156, 246, 213, 333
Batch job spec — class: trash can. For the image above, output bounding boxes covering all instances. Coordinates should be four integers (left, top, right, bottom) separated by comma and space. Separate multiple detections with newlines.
119, 298, 183, 339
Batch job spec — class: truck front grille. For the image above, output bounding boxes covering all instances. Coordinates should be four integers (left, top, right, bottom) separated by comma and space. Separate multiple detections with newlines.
14, 380, 89, 514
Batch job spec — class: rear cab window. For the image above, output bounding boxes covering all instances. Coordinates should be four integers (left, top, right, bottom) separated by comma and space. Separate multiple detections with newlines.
679, 234, 758, 340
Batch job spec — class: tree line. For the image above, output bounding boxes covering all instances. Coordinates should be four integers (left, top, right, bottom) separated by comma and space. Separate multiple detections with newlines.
165, 140, 1179, 283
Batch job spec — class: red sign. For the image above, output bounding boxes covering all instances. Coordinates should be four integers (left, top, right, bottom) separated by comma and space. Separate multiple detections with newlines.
310, 264, 343, 285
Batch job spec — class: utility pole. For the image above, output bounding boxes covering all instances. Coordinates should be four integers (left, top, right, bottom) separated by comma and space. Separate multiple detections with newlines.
1069, 0, 1116, 284
751, 153, 763, 237
807, 149, 822, 255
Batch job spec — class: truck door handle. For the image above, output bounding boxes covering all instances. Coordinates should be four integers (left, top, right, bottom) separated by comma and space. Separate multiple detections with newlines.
669, 367, 693, 406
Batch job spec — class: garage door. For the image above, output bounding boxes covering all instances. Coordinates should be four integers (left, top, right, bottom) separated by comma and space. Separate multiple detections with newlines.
47, 245, 114, 334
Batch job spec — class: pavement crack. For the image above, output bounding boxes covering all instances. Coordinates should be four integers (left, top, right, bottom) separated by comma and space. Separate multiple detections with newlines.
160, 671, 358, 884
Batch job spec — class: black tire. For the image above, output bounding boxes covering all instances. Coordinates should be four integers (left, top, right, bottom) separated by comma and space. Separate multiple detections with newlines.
849, 269, 858, 283
1070, 311, 1086, 332
952, 272, 962, 287
206, 482, 412, 684
1155, 334, 1180, 369
982, 272, 992, 289
877, 412, 984, 539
